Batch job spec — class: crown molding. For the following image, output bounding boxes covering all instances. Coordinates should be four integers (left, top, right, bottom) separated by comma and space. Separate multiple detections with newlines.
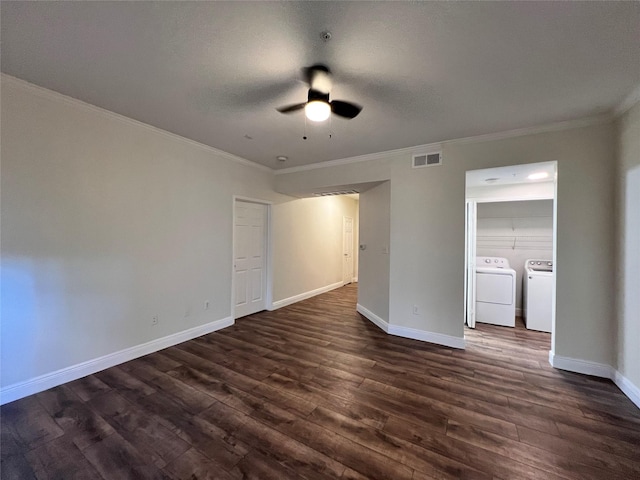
274, 114, 612, 175
1, 74, 272, 173
4, 73, 618, 177
613, 83, 640, 118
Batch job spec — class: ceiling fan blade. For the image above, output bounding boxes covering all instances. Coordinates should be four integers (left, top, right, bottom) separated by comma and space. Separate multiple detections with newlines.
277, 103, 306, 114
330, 100, 362, 119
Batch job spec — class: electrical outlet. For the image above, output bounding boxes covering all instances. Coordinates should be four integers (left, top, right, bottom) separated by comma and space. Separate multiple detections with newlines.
204, 300, 210, 310
412, 305, 419, 315
152, 315, 159, 326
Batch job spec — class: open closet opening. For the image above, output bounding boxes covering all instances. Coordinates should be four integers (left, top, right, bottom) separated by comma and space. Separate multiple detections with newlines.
464, 161, 557, 355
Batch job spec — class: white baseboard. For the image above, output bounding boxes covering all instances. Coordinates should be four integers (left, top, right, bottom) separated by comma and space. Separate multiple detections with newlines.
356, 304, 390, 333
270, 281, 344, 310
388, 324, 466, 349
549, 352, 640, 409
356, 304, 465, 350
0, 316, 233, 405
516, 307, 523, 317
612, 370, 640, 409
549, 352, 613, 378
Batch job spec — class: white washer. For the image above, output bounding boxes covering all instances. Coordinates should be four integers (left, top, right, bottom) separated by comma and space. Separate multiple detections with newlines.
523, 259, 553, 333
475, 256, 516, 327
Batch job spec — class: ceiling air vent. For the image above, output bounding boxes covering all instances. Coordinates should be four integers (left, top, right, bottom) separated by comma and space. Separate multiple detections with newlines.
313, 190, 359, 197
412, 152, 442, 168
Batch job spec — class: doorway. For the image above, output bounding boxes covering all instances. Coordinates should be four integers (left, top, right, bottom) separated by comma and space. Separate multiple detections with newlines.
233, 198, 270, 319
343, 215, 355, 285
464, 162, 557, 352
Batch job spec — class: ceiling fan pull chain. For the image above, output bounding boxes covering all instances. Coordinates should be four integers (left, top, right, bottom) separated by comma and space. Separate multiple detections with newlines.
303, 115, 308, 140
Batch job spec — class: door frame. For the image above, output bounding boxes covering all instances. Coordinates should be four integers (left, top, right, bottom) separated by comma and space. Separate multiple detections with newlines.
464, 200, 477, 328
463, 161, 558, 360
231, 196, 273, 320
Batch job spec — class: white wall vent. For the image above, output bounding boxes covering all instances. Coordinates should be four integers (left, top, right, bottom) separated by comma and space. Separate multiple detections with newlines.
412, 152, 442, 168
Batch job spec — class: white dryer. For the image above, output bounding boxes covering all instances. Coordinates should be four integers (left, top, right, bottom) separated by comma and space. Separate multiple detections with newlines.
476, 256, 516, 327
523, 259, 553, 333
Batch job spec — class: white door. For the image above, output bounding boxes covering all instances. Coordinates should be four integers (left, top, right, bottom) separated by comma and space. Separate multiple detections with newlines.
464, 201, 477, 328
343, 216, 354, 285
234, 201, 267, 318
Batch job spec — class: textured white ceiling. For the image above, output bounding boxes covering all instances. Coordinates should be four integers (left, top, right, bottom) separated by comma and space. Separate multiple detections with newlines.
2, 2, 639, 169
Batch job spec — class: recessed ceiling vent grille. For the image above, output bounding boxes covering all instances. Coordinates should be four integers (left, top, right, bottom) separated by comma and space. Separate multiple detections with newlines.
313, 189, 359, 197
412, 152, 442, 168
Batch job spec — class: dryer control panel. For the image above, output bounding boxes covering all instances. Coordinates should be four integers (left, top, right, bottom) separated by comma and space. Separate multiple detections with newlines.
476, 256, 511, 269
526, 259, 553, 272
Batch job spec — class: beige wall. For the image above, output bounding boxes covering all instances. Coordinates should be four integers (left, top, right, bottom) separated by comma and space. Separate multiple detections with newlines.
0, 77, 281, 388
276, 122, 616, 365
358, 182, 391, 321
1, 76, 362, 392
272, 195, 358, 302
615, 100, 640, 389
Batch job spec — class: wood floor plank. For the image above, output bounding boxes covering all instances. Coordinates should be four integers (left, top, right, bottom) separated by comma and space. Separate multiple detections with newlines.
66, 375, 112, 402
382, 416, 558, 480
307, 406, 491, 480
24, 435, 102, 480
0, 453, 38, 480
1, 395, 64, 451
88, 390, 191, 469
81, 432, 169, 480
516, 424, 640, 478
94, 365, 156, 401
446, 420, 626, 480
36, 385, 115, 450
200, 400, 348, 480
163, 448, 238, 480
125, 362, 216, 415
3, 284, 639, 480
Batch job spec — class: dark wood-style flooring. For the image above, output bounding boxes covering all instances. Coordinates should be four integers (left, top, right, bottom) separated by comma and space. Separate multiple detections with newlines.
2, 284, 639, 479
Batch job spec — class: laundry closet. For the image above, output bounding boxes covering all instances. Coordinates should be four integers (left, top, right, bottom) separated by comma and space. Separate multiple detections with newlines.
476, 200, 553, 319
464, 161, 556, 334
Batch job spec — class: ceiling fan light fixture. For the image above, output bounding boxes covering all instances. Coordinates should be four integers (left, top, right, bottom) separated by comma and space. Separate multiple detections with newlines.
305, 100, 331, 122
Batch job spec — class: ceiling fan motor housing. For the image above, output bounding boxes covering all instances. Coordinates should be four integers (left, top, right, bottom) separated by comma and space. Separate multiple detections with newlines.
307, 90, 330, 103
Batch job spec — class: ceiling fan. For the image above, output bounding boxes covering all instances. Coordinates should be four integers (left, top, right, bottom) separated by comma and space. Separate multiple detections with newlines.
277, 64, 362, 122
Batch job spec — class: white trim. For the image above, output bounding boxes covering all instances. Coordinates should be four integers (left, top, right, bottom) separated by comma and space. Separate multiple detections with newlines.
0, 316, 233, 405
548, 352, 640, 410
270, 281, 344, 310
274, 115, 610, 175
549, 352, 613, 379
1, 74, 271, 173
388, 324, 466, 350
472, 192, 555, 203
612, 370, 640, 409
613, 83, 640, 117
356, 304, 466, 350
4, 73, 617, 177
356, 304, 390, 333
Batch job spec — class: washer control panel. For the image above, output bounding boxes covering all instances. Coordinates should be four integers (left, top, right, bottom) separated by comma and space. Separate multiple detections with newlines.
526, 259, 553, 272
